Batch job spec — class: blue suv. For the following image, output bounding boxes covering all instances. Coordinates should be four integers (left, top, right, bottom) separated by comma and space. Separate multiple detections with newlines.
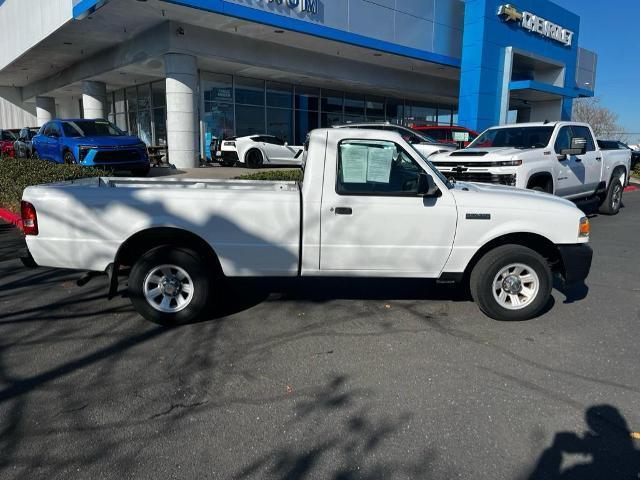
32, 119, 150, 175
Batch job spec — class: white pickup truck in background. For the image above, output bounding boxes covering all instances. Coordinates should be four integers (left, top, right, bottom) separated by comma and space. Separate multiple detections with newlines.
431, 122, 631, 215
21, 128, 593, 325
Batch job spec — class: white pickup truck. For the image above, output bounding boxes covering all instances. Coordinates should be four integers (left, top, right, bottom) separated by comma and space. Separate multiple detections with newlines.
21, 128, 593, 325
430, 122, 631, 215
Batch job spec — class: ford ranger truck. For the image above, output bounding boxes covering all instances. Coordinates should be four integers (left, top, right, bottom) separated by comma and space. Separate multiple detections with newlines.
21, 129, 593, 325
430, 122, 631, 215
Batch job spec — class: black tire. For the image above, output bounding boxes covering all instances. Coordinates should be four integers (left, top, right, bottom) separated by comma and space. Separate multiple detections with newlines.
245, 149, 263, 169
32, 149, 40, 161
128, 246, 212, 326
63, 150, 76, 164
598, 177, 623, 215
531, 186, 547, 193
131, 165, 151, 177
470, 244, 553, 321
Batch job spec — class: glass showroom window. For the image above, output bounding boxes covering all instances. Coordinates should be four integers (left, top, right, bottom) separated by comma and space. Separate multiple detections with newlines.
438, 107, 452, 126
266, 81, 293, 144
235, 77, 265, 137
344, 92, 365, 124
365, 95, 385, 122
294, 86, 319, 145
321, 89, 344, 128
202, 72, 234, 158
114, 90, 127, 133
408, 101, 437, 125
136, 84, 153, 145
151, 81, 167, 146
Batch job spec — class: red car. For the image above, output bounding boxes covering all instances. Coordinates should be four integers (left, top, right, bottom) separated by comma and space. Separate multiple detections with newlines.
412, 125, 479, 148
0, 129, 19, 157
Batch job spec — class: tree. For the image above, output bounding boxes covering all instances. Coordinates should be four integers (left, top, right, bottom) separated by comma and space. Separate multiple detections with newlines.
572, 97, 626, 140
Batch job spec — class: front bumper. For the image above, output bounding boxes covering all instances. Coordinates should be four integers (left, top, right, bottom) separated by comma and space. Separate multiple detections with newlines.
79, 146, 149, 167
558, 244, 593, 285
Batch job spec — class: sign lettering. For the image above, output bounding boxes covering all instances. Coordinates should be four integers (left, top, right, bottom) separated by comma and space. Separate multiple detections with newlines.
497, 4, 574, 47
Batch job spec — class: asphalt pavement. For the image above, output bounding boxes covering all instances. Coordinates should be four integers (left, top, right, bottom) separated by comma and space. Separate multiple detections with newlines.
0, 192, 639, 479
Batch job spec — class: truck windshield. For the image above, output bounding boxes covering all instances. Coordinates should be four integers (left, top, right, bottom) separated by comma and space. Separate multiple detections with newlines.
407, 144, 453, 189
62, 120, 125, 138
469, 126, 554, 149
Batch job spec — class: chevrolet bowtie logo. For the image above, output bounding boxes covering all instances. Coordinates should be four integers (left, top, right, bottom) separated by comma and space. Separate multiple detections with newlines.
498, 4, 523, 22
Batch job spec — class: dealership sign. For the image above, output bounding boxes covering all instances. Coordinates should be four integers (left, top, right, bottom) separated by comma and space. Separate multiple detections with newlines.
497, 4, 574, 47
260, 0, 318, 15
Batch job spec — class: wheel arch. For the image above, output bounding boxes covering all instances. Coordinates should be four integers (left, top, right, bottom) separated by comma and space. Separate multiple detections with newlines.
526, 171, 554, 193
611, 164, 627, 186
244, 147, 265, 164
463, 232, 564, 282
109, 227, 223, 298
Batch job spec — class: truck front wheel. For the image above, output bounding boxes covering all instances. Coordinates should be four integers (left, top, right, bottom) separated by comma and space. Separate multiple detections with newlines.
470, 245, 552, 321
128, 246, 211, 326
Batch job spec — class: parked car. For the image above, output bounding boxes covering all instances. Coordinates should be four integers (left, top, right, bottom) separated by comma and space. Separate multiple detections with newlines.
13, 127, 39, 158
0, 128, 19, 157
215, 135, 303, 168
430, 122, 631, 215
598, 140, 640, 170
22, 128, 592, 325
411, 125, 479, 148
333, 122, 456, 158
32, 119, 150, 175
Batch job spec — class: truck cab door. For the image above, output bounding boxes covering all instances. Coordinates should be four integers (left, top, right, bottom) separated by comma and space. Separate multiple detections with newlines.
319, 138, 457, 277
554, 126, 601, 198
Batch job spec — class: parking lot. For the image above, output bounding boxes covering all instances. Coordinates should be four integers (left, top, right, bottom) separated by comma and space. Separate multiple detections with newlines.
0, 191, 639, 479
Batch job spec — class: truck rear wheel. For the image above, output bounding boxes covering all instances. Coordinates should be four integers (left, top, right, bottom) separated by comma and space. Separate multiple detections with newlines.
470, 244, 552, 321
128, 246, 211, 326
598, 178, 623, 215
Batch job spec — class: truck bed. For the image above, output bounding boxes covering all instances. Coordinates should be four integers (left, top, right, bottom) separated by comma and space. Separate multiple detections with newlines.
23, 176, 302, 276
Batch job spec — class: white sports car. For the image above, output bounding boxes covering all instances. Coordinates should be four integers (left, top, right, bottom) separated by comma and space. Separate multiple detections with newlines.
216, 135, 304, 168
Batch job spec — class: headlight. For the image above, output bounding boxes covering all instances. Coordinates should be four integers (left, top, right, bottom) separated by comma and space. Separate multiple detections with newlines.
498, 160, 523, 166
579, 217, 590, 238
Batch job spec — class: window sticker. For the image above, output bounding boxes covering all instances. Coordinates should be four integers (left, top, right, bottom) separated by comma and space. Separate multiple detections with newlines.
366, 147, 393, 183
340, 144, 368, 183
453, 131, 470, 142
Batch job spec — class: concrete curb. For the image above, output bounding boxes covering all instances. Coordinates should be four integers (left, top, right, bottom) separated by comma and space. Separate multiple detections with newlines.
630, 175, 640, 186
0, 208, 22, 229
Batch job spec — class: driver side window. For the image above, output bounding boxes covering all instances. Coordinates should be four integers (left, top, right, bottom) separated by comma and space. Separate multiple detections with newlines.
336, 140, 423, 196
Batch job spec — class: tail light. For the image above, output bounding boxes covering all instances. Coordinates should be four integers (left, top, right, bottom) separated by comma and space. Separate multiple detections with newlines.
21, 201, 38, 236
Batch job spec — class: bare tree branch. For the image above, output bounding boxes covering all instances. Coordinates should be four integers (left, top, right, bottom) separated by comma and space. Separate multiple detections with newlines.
572, 97, 626, 141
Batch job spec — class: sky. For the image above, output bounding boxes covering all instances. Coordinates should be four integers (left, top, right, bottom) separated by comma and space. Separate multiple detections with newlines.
555, 0, 640, 142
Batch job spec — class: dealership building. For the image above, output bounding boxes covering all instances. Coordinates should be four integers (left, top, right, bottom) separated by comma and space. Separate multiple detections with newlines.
0, 0, 597, 168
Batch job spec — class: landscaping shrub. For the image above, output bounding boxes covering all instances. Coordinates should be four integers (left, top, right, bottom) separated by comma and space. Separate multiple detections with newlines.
235, 169, 303, 182
0, 156, 106, 213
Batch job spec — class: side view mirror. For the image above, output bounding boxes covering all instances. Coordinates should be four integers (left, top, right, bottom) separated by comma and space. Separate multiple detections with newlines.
417, 173, 441, 197
561, 137, 587, 156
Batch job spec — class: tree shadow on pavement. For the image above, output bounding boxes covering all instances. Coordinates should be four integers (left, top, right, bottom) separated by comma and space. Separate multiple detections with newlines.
526, 404, 640, 480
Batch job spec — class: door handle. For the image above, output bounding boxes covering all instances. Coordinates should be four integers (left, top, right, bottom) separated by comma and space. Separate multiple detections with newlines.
596, 157, 602, 161
334, 207, 353, 215
575, 157, 582, 163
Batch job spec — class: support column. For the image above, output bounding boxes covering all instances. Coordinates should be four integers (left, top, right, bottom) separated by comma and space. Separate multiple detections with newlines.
35, 96, 56, 127
82, 81, 108, 119
165, 53, 198, 168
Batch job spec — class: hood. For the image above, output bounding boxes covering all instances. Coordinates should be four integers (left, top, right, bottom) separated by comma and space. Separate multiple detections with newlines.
432, 146, 533, 161
66, 135, 144, 147
451, 181, 575, 210
413, 143, 455, 155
